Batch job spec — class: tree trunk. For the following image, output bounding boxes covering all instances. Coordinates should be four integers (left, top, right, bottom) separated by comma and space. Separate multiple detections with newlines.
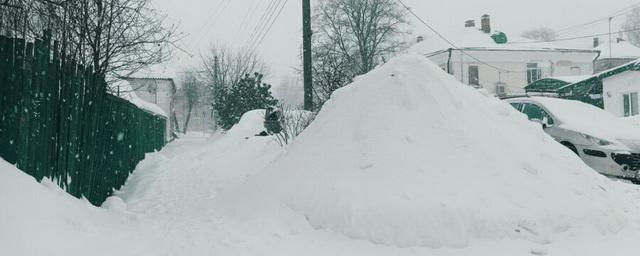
172, 111, 180, 133
183, 104, 193, 133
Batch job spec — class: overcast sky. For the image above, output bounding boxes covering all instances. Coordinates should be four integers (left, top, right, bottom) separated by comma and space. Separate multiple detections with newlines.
151, 0, 639, 83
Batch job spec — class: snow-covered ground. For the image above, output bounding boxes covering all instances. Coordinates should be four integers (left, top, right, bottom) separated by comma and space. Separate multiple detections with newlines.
4, 52, 640, 255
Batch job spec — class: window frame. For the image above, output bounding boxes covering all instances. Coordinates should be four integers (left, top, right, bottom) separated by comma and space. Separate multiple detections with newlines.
527, 63, 542, 84
623, 92, 639, 117
468, 65, 479, 86
521, 103, 555, 125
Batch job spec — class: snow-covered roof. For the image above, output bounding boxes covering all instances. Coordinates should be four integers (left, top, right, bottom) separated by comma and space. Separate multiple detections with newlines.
595, 41, 640, 59
415, 27, 594, 55
108, 79, 168, 117
527, 59, 640, 94
550, 75, 593, 83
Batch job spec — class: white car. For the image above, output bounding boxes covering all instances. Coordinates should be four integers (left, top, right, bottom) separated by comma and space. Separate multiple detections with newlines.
506, 96, 640, 183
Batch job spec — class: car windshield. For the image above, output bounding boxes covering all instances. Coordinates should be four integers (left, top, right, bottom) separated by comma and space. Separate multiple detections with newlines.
533, 97, 616, 124
530, 97, 640, 139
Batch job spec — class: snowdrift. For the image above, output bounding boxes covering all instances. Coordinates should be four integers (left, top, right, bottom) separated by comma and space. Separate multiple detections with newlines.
0, 160, 140, 255
217, 54, 637, 248
115, 109, 282, 216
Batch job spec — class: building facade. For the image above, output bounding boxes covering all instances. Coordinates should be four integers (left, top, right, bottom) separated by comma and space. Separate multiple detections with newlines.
124, 77, 177, 140
427, 48, 597, 97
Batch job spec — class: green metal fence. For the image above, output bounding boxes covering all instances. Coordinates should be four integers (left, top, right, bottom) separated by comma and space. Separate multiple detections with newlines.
0, 34, 166, 205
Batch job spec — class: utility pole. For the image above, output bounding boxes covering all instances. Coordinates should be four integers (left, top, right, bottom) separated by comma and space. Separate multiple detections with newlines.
609, 17, 613, 69
303, 0, 313, 111
211, 56, 219, 130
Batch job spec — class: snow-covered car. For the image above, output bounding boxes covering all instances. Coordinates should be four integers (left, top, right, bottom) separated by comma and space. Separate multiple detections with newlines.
506, 96, 640, 182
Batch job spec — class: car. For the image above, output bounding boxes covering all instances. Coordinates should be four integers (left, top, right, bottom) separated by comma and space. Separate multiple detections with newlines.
505, 96, 640, 183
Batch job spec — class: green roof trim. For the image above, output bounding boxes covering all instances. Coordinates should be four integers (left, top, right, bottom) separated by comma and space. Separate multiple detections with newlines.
525, 78, 572, 93
524, 59, 640, 109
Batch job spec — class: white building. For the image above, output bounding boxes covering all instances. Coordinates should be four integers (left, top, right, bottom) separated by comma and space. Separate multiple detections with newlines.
417, 15, 599, 97
123, 65, 178, 140
593, 39, 640, 72
526, 60, 640, 117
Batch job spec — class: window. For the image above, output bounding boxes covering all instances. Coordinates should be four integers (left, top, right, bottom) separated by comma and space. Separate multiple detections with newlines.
527, 63, 542, 84
509, 102, 523, 111
522, 103, 554, 125
623, 92, 639, 117
468, 65, 479, 86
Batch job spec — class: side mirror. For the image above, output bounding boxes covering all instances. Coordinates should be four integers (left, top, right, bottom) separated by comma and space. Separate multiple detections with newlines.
531, 118, 551, 129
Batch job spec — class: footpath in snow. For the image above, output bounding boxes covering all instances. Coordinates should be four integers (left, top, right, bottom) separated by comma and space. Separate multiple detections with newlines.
3, 51, 640, 255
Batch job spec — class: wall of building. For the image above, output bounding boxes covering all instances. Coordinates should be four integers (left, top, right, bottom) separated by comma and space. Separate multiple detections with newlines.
595, 58, 636, 73
602, 71, 640, 117
427, 49, 596, 96
127, 78, 175, 139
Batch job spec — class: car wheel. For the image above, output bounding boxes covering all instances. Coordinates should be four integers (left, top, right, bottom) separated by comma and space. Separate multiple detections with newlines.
561, 141, 579, 155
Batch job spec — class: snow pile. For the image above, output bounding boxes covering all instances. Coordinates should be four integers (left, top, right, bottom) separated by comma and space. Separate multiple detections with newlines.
114, 110, 281, 217
218, 53, 636, 248
0, 160, 141, 255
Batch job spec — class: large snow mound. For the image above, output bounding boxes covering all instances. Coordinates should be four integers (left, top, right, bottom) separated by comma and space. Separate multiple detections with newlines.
218, 54, 636, 248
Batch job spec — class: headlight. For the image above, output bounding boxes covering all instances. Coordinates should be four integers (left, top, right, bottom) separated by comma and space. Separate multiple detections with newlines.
581, 134, 612, 146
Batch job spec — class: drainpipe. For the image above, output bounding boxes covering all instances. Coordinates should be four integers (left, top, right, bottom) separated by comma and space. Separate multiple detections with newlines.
593, 50, 601, 73
446, 48, 453, 74
460, 50, 464, 83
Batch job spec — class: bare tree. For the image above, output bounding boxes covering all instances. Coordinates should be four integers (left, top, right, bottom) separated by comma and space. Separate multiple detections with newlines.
64, 0, 178, 77
0, 0, 178, 81
310, 0, 407, 107
521, 27, 557, 42
201, 44, 266, 90
623, 7, 640, 47
311, 38, 356, 106
314, 0, 408, 75
272, 105, 316, 147
180, 71, 203, 133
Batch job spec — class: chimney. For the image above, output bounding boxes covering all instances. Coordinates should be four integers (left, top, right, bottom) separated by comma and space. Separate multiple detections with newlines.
416, 36, 424, 43
593, 38, 599, 48
465, 20, 475, 28
481, 14, 491, 33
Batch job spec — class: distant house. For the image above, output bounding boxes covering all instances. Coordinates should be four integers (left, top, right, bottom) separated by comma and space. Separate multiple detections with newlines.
593, 38, 640, 73
418, 15, 599, 97
526, 59, 640, 117
122, 66, 178, 140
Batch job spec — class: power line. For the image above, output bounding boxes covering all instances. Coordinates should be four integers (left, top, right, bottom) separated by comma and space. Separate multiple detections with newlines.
396, 0, 525, 73
556, 3, 639, 35
508, 27, 640, 44
249, 0, 289, 52
244, 0, 280, 50
234, 0, 259, 42
249, 0, 282, 48
191, 0, 231, 49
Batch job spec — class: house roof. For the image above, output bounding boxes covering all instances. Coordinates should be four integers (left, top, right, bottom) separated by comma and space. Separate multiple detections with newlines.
595, 41, 640, 60
107, 79, 168, 117
415, 27, 596, 56
525, 76, 592, 93
525, 59, 640, 110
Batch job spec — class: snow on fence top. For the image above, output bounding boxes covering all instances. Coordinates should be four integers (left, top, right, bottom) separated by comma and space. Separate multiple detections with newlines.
215, 52, 637, 248
108, 79, 168, 118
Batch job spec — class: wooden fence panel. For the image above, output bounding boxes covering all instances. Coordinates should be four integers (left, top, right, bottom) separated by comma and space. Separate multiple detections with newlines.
0, 34, 167, 205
